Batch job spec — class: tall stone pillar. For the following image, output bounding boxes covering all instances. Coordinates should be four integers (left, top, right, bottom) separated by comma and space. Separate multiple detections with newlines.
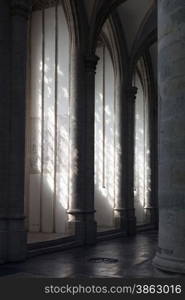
67, 50, 98, 245
7, 0, 30, 262
126, 86, 138, 235
0, 0, 11, 264
114, 78, 127, 233
83, 54, 99, 243
153, 0, 185, 273
67, 48, 86, 241
114, 83, 137, 235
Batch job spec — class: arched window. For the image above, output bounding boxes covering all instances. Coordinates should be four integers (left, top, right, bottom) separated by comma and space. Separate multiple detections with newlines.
133, 57, 151, 226
25, 1, 71, 241
95, 34, 116, 232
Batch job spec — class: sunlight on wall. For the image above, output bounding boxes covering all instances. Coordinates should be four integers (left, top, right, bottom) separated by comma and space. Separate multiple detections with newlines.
26, 4, 71, 235
134, 65, 151, 225
95, 44, 115, 231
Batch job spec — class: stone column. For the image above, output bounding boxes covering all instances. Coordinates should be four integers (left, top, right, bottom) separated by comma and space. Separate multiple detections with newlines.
84, 54, 99, 243
7, 0, 30, 262
67, 50, 98, 245
126, 86, 138, 235
114, 83, 137, 235
67, 48, 86, 243
0, 0, 11, 264
114, 77, 127, 233
153, 0, 185, 273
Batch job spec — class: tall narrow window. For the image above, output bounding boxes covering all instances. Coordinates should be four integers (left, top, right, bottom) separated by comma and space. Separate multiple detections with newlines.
25, 1, 71, 240
95, 39, 116, 232
134, 57, 151, 226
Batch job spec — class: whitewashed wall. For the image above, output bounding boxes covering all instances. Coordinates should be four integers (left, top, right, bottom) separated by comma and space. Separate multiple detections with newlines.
95, 45, 115, 231
26, 4, 70, 234
134, 70, 151, 225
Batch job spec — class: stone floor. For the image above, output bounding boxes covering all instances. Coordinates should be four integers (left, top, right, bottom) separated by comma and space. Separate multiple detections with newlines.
27, 232, 69, 244
0, 231, 184, 278
27, 227, 113, 243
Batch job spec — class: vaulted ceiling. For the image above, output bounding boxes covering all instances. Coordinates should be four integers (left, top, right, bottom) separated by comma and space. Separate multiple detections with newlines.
83, 0, 156, 52
117, 0, 154, 51
31, 0, 157, 77
83, 0, 157, 80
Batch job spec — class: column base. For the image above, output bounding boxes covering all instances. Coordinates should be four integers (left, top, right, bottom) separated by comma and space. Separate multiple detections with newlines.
114, 209, 136, 236
67, 212, 97, 245
0, 219, 8, 264
153, 253, 185, 274
7, 218, 27, 262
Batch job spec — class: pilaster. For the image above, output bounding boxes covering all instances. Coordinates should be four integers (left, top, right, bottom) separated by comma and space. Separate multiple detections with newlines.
7, 0, 31, 262
125, 86, 137, 235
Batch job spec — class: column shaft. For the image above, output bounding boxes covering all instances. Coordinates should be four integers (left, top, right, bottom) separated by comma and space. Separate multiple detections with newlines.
67, 50, 98, 245
0, 0, 11, 263
114, 77, 128, 232
114, 83, 137, 235
125, 86, 138, 235
7, 0, 30, 262
153, 0, 185, 273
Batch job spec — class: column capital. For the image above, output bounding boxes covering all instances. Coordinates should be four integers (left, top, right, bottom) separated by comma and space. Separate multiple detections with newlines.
126, 86, 138, 101
11, 0, 31, 19
85, 54, 99, 73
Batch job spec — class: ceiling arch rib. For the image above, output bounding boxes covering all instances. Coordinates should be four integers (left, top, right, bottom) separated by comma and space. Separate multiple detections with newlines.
88, 0, 128, 53
87, 0, 155, 55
